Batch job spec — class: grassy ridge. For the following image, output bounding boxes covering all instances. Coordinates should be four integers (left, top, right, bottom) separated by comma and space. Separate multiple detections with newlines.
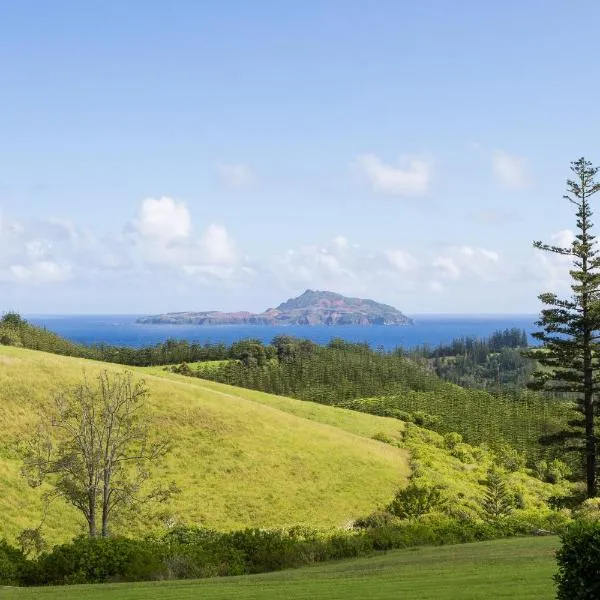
0, 345, 410, 543
2, 536, 559, 599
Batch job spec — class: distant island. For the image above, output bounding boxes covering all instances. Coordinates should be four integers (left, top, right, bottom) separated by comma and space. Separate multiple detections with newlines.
137, 289, 414, 326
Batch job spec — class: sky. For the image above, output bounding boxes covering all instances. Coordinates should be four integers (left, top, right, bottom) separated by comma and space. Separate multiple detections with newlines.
1, 0, 599, 315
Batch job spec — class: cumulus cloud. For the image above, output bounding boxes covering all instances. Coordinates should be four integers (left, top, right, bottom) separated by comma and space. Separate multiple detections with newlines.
134, 197, 192, 240
0, 212, 75, 284
216, 162, 255, 189
492, 150, 530, 190
199, 224, 237, 265
357, 154, 432, 196
384, 249, 419, 273
534, 229, 576, 291
269, 234, 508, 304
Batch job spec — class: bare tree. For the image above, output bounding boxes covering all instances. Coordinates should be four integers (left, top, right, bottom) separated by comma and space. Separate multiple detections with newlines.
22, 370, 176, 537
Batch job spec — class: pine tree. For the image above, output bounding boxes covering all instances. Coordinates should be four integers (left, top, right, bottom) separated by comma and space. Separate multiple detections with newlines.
481, 469, 514, 521
526, 157, 600, 498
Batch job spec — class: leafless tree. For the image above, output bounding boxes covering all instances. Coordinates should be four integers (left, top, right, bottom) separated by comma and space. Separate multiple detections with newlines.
22, 370, 177, 537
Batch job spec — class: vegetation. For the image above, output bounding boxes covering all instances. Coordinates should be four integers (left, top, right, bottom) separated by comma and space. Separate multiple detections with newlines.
0, 345, 572, 548
0, 345, 412, 543
0, 517, 569, 587
555, 521, 600, 599
22, 371, 176, 538
0, 537, 560, 599
411, 328, 535, 392
526, 158, 600, 498
162, 337, 573, 458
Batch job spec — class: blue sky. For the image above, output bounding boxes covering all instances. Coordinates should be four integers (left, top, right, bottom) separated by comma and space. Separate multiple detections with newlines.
1, 0, 598, 314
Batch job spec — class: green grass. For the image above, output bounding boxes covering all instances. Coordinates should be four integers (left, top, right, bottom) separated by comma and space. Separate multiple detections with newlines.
2, 537, 559, 599
0, 346, 569, 545
0, 346, 410, 543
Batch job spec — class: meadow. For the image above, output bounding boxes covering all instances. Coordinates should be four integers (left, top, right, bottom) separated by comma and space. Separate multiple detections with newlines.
1, 537, 559, 600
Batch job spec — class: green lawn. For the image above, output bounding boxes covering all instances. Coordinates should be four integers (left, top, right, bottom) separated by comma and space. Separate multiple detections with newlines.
3, 537, 559, 600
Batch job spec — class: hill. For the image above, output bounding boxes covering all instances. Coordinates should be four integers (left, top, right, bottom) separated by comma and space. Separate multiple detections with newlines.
0, 345, 411, 543
0, 345, 569, 546
137, 289, 413, 325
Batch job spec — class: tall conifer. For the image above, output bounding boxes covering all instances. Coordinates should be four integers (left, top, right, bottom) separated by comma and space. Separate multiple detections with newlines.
527, 157, 600, 497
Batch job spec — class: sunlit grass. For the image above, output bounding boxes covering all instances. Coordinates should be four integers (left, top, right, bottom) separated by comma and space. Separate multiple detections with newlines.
3, 536, 559, 600
0, 346, 410, 543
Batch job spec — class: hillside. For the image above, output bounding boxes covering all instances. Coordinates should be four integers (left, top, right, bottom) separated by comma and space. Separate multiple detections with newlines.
0, 345, 569, 546
0, 345, 411, 543
137, 289, 413, 325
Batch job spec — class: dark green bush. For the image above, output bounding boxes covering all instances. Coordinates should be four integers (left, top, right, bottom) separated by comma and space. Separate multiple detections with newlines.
27, 536, 161, 585
556, 521, 600, 599
387, 482, 448, 520
0, 539, 28, 585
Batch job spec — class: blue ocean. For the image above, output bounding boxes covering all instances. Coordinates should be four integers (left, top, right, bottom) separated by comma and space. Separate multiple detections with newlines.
25, 314, 539, 351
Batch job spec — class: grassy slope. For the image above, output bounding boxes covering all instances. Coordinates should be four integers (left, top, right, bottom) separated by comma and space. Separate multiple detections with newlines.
147, 367, 572, 514
0, 346, 410, 543
3, 536, 559, 599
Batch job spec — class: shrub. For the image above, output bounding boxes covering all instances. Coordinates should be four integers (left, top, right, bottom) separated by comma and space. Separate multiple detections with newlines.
493, 443, 526, 472
443, 432, 463, 450
388, 482, 448, 520
0, 540, 28, 585
534, 459, 572, 484
353, 510, 397, 529
573, 498, 600, 523
28, 536, 161, 585
555, 521, 600, 600
451, 443, 476, 464
372, 432, 395, 445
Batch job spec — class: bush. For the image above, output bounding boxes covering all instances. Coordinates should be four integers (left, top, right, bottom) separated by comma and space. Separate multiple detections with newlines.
0, 540, 28, 585
443, 432, 463, 450
388, 482, 448, 520
493, 443, 526, 472
534, 459, 572, 484
353, 510, 397, 529
556, 521, 600, 599
28, 536, 161, 585
573, 498, 600, 523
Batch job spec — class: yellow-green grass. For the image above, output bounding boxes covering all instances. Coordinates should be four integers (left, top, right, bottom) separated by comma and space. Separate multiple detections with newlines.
145, 367, 571, 516
0, 346, 410, 544
2, 536, 559, 599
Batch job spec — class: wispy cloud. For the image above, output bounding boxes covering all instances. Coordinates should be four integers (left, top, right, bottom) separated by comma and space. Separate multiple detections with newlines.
492, 150, 530, 190
216, 162, 255, 189
356, 153, 432, 196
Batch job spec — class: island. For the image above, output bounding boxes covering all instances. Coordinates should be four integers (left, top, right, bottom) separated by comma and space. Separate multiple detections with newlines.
137, 289, 414, 326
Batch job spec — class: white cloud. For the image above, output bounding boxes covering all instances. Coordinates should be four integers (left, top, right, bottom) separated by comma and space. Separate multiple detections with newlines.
551, 229, 575, 249
385, 249, 419, 273
432, 256, 461, 280
200, 224, 237, 265
216, 162, 255, 189
10, 261, 72, 283
134, 197, 191, 240
492, 150, 530, 190
534, 229, 576, 291
357, 154, 432, 196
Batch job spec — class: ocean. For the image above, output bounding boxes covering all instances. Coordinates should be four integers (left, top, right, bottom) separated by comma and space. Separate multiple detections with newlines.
25, 314, 539, 351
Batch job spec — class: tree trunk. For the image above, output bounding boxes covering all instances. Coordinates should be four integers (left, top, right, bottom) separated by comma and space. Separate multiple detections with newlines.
584, 323, 597, 497
101, 471, 111, 537
87, 500, 97, 537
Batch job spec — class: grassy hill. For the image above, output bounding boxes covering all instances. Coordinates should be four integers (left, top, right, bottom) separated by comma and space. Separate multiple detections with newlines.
0, 345, 569, 546
0, 345, 411, 543
2, 536, 559, 599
